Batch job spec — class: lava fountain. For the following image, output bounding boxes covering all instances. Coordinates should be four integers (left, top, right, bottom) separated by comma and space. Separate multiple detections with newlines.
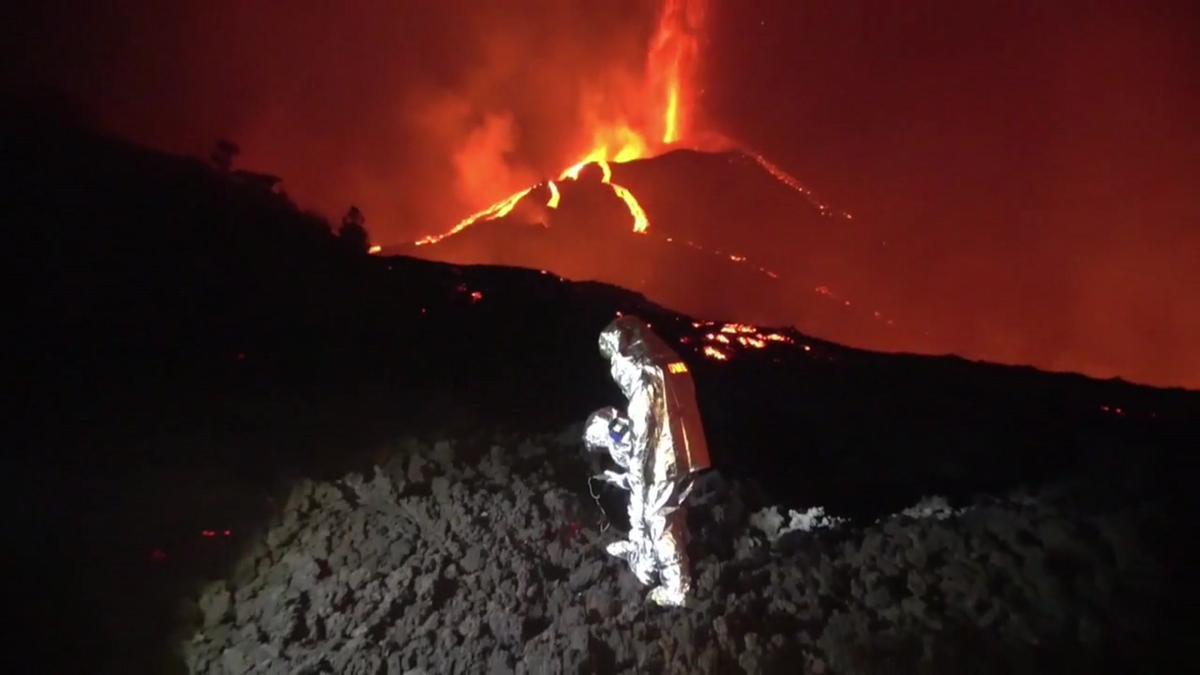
415, 0, 706, 246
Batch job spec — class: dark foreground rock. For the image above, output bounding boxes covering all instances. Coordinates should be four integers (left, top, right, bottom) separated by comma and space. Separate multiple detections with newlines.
12, 111, 1194, 675
179, 432, 1172, 674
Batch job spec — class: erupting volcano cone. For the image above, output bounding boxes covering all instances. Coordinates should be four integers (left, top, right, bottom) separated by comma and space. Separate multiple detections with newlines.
394, 148, 913, 354
393, 0, 916, 356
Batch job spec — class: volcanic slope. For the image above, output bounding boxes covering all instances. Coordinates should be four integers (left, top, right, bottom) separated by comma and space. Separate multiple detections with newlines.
399, 149, 908, 354
10, 112, 1197, 673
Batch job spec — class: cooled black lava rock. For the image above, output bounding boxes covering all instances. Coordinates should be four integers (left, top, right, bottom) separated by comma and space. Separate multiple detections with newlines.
181, 431, 1169, 674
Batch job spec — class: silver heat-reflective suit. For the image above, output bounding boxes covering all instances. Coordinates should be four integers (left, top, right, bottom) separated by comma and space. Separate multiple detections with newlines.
584, 316, 711, 607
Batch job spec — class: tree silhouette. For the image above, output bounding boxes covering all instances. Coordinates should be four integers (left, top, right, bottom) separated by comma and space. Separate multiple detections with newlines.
337, 206, 369, 254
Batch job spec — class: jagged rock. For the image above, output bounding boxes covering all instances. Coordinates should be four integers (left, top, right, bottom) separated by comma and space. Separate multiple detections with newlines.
407, 454, 429, 484
198, 582, 232, 628
431, 440, 456, 467
178, 432, 1160, 674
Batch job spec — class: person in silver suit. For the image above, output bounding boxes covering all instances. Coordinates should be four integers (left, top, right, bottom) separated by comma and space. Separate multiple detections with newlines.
584, 315, 711, 607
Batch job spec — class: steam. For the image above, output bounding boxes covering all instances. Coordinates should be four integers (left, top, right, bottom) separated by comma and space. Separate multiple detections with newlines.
450, 112, 536, 208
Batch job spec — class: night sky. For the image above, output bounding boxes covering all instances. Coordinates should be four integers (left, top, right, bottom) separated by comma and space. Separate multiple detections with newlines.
5, 0, 1198, 388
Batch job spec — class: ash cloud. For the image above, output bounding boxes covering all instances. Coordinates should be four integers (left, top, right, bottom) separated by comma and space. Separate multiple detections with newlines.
4, 0, 659, 233
5, 0, 1198, 387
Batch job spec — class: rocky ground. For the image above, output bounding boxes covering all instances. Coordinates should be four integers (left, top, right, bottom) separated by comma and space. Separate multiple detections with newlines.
179, 430, 1174, 674
14, 114, 1194, 675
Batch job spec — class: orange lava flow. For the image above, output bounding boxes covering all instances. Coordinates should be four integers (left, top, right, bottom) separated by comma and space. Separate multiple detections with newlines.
415, 0, 704, 246
415, 187, 532, 246
745, 151, 853, 220
555, 158, 649, 233
610, 184, 649, 233
649, 0, 701, 143
719, 322, 757, 334
693, 321, 799, 362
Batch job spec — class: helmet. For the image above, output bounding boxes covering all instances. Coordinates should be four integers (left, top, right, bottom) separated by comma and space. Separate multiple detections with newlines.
584, 407, 621, 451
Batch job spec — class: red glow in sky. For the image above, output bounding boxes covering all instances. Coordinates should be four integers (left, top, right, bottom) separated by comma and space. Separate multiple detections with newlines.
5, 0, 1198, 388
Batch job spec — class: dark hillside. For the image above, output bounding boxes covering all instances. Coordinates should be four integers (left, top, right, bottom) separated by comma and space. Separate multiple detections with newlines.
7, 112, 1197, 673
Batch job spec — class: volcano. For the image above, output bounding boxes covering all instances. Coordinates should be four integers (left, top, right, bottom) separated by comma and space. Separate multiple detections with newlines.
12, 112, 1198, 673
394, 148, 915, 358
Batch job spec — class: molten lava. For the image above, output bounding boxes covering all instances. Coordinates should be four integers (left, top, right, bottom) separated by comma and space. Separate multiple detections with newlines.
556, 158, 650, 234
649, 0, 702, 144
409, 0, 893, 359
611, 183, 650, 234
687, 321, 800, 361
416, 187, 533, 246
415, 0, 704, 246
412, 0, 844, 254
745, 151, 853, 220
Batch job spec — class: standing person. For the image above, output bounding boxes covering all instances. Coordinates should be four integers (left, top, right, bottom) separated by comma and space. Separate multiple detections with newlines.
584, 315, 711, 607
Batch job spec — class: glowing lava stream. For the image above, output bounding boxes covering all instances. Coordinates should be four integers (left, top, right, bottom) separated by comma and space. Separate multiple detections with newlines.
415, 0, 697, 246
401, 0, 891, 337
415, 187, 533, 246
610, 183, 649, 233
411, 1, 846, 247
414, 159, 649, 247
558, 158, 649, 234
744, 151, 853, 221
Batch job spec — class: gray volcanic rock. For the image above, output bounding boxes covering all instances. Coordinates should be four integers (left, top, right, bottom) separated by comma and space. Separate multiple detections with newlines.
180, 432, 1168, 674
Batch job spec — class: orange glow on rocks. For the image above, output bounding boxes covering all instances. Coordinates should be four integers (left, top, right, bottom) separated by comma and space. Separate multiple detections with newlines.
54, 0, 1197, 389
694, 322, 799, 361
719, 323, 757, 334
